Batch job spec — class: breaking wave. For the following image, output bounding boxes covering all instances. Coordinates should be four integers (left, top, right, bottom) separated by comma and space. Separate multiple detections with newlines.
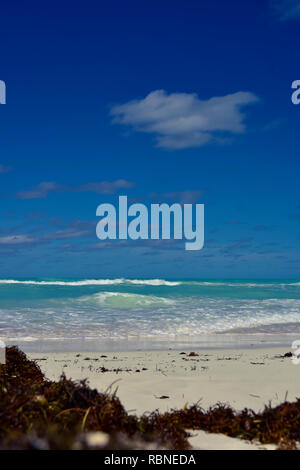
79, 291, 175, 308
0, 278, 181, 287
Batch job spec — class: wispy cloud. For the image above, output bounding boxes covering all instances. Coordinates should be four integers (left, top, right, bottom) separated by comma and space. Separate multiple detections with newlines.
15, 179, 135, 200
0, 164, 12, 174
0, 221, 95, 249
253, 224, 273, 231
221, 237, 254, 254
110, 89, 258, 150
0, 235, 36, 245
162, 190, 203, 204
89, 238, 184, 252
42, 228, 91, 241
148, 190, 203, 204
16, 182, 60, 199
75, 180, 134, 195
271, 0, 300, 20
225, 220, 240, 225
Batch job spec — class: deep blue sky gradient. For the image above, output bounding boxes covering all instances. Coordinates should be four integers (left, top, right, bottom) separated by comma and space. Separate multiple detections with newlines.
0, 0, 299, 278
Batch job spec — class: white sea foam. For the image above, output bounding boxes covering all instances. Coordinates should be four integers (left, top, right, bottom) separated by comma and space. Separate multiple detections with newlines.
0, 278, 299, 288
187, 281, 299, 287
1, 279, 300, 346
79, 291, 175, 308
0, 279, 124, 286
127, 279, 181, 286
0, 278, 181, 287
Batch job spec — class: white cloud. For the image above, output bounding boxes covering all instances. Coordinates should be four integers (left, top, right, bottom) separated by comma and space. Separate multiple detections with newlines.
271, 0, 300, 20
0, 164, 12, 174
42, 229, 91, 240
15, 179, 135, 199
110, 89, 258, 150
16, 182, 60, 199
77, 179, 134, 194
0, 235, 35, 245
149, 190, 203, 204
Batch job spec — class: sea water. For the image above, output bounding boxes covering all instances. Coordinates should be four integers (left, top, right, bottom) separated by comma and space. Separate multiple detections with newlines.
0, 278, 300, 351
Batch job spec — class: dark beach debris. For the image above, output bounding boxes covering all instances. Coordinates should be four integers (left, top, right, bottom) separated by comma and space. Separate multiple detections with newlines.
155, 395, 170, 400
96, 366, 148, 374
217, 357, 239, 361
1, 347, 300, 450
179, 352, 186, 355
100, 355, 107, 358
97, 366, 133, 373
274, 352, 293, 359
188, 352, 199, 357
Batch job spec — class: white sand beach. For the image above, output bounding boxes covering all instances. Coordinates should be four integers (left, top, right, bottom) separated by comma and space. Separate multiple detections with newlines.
28, 346, 299, 450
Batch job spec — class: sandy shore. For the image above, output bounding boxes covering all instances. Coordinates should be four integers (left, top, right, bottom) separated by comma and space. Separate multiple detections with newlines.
28, 347, 297, 450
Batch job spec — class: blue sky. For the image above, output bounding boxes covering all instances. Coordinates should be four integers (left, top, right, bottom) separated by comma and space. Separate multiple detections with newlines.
0, 0, 299, 278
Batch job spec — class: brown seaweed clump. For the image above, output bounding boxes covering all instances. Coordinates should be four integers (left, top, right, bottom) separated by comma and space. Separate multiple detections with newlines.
0, 347, 188, 449
0, 347, 300, 450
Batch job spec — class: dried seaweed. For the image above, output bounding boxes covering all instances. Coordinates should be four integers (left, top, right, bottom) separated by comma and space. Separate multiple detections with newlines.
0, 347, 300, 450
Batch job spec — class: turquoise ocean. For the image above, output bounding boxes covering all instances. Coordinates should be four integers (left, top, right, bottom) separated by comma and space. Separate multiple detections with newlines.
1, 278, 300, 351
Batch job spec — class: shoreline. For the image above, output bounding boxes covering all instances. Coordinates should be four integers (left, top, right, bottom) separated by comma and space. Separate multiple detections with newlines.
10, 332, 300, 354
